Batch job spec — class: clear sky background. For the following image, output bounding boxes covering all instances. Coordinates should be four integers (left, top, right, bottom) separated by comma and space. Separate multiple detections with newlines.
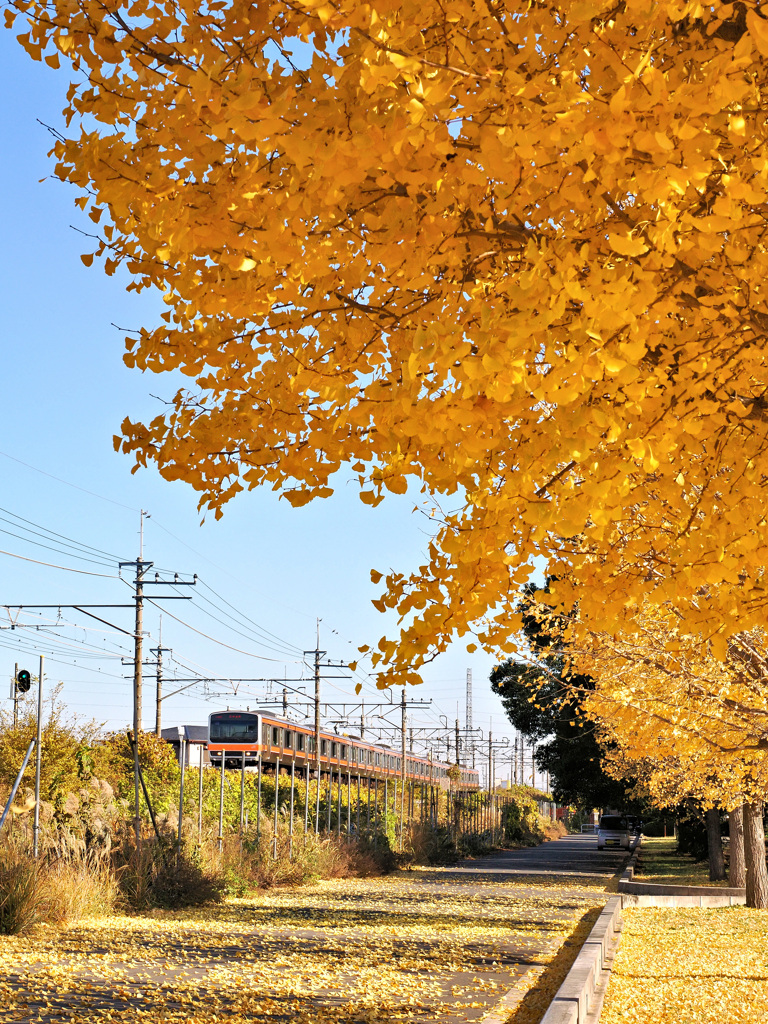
0, 32, 538, 787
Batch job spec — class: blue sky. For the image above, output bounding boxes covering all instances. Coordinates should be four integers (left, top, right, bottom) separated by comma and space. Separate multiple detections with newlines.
0, 31, 536, 786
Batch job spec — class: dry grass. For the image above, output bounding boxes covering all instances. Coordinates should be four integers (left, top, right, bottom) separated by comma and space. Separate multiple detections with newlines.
0, 840, 45, 934
602, 907, 768, 1024
214, 824, 385, 894
0, 840, 117, 933
42, 850, 118, 922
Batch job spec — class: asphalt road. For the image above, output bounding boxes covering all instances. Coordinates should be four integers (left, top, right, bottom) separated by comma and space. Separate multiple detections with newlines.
2, 834, 628, 1024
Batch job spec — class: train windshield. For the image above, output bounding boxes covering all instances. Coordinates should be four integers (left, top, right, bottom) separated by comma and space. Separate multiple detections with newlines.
210, 714, 259, 742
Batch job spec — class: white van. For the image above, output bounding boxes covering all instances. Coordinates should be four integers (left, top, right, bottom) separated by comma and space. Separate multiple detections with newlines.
597, 814, 631, 850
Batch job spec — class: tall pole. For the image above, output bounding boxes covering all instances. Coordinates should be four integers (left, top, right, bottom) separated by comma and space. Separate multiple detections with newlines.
488, 728, 492, 793
400, 689, 406, 850
314, 636, 322, 834
13, 662, 18, 729
132, 511, 148, 846
455, 716, 461, 765
32, 654, 44, 858
360, 699, 365, 739
283, 687, 288, 716
177, 734, 186, 861
465, 668, 473, 733
154, 617, 164, 737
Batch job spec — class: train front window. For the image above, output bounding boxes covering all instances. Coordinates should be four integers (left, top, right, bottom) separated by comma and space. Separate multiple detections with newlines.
209, 716, 259, 742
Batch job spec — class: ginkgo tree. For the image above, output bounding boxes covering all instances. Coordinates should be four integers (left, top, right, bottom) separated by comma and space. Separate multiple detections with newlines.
8, 0, 768, 682
570, 610, 768, 904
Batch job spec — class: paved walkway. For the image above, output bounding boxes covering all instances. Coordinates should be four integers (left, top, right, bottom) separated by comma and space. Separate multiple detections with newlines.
2, 835, 626, 1024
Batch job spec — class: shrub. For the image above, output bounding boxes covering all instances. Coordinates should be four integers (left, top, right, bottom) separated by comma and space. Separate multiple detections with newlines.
404, 822, 459, 865
151, 853, 224, 909
115, 831, 224, 910
0, 840, 45, 935
502, 794, 546, 845
41, 846, 118, 923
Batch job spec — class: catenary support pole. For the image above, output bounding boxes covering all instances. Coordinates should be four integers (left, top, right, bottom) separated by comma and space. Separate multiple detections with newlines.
304, 761, 310, 839
289, 761, 295, 858
273, 757, 280, 857
218, 750, 226, 854
32, 654, 44, 859
177, 734, 186, 861
197, 743, 204, 844
256, 752, 262, 842
239, 749, 246, 830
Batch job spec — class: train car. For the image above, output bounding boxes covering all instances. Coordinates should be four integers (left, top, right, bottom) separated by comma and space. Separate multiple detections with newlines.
208, 709, 480, 790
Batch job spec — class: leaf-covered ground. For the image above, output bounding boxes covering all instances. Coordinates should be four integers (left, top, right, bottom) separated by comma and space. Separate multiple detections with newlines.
602, 907, 768, 1024
1, 841, 616, 1024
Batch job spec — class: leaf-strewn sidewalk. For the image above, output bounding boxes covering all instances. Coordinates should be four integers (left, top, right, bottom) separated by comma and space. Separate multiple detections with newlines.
1, 838, 616, 1024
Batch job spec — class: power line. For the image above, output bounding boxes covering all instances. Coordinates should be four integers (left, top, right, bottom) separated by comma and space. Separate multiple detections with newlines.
145, 598, 292, 663
197, 578, 303, 654
0, 525, 115, 568
0, 449, 139, 512
182, 587, 301, 658
0, 506, 126, 563
0, 547, 118, 578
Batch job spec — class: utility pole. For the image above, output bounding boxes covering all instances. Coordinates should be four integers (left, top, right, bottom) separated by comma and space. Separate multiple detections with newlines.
303, 624, 350, 833
466, 668, 473, 732
400, 689, 407, 849
360, 699, 365, 738
455, 716, 461, 764
13, 662, 18, 728
313, 641, 323, 831
283, 687, 288, 716
466, 669, 474, 768
120, 511, 196, 846
121, 511, 150, 847
488, 728, 492, 792
151, 617, 170, 737
32, 654, 44, 858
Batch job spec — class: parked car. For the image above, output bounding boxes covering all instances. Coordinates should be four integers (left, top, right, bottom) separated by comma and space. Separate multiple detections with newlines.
597, 814, 631, 850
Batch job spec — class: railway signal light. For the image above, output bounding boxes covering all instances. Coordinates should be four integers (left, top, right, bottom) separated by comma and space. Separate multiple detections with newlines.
15, 669, 31, 693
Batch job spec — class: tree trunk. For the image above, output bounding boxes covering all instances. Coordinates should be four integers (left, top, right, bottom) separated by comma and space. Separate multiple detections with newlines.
743, 801, 768, 909
706, 808, 725, 880
729, 805, 746, 888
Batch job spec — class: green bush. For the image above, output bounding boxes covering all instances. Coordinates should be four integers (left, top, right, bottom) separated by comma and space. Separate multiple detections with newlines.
502, 792, 545, 845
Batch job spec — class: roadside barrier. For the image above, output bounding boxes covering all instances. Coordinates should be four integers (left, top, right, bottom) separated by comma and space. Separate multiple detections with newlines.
618, 840, 745, 907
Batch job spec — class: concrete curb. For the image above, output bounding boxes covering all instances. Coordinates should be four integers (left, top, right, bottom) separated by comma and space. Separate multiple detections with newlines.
618, 838, 746, 907
537, 895, 623, 1024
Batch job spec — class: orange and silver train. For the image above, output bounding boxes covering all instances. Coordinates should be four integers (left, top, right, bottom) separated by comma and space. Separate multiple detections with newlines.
208, 710, 480, 791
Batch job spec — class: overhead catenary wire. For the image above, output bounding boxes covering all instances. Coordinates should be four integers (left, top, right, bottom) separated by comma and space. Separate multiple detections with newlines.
0, 526, 115, 569
145, 598, 297, 663
0, 506, 127, 563
0, 449, 139, 512
0, 547, 118, 578
178, 588, 303, 659
196, 578, 303, 655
